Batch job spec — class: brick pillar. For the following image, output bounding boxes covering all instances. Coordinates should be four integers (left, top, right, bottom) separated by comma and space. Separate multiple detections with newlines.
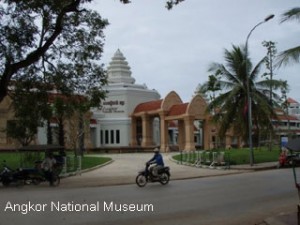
159, 111, 168, 152
141, 114, 153, 146
184, 116, 196, 151
178, 120, 185, 151
203, 119, 210, 150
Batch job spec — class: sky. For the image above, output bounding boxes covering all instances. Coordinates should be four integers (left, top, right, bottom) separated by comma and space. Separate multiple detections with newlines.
89, 0, 299, 103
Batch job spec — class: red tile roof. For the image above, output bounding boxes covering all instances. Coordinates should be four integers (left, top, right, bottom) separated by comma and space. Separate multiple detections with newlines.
48, 93, 87, 104
274, 114, 298, 121
287, 97, 299, 104
133, 100, 163, 114
168, 103, 188, 116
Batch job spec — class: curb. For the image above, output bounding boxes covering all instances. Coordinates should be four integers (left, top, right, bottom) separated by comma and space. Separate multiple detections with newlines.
60, 159, 114, 178
231, 164, 278, 171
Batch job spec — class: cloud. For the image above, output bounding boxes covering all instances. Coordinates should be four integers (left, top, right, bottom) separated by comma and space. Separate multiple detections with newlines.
91, 0, 300, 102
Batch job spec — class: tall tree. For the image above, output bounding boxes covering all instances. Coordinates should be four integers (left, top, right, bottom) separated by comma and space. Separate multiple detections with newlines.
277, 7, 300, 67
262, 41, 277, 103
200, 71, 221, 103
205, 45, 287, 145
49, 94, 90, 154
0, 0, 186, 103
6, 82, 51, 146
262, 40, 277, 150
0, 0, 186, 149
0, 0, 109, 105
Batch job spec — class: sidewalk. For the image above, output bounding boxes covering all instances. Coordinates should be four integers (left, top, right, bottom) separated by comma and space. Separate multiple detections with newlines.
61, 153, 295, 225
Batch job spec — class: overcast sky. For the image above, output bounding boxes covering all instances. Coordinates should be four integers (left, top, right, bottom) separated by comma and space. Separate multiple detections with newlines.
90, 0, 299, 103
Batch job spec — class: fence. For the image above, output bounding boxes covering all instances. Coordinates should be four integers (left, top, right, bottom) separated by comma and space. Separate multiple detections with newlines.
178, 150, 230, 169
61, 156, 82, 176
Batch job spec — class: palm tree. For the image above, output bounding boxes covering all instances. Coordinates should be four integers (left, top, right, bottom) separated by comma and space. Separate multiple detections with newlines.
205, 45, 287, 145
277, 7, 300, 67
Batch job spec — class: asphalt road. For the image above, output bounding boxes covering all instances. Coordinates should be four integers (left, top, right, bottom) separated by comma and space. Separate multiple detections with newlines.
0, 168, 298, 225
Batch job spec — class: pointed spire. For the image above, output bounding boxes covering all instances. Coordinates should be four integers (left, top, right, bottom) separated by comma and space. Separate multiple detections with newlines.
107, 49, 135, 84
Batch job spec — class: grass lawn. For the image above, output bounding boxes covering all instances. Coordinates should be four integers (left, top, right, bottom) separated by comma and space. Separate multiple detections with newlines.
173, 147, 281, 165
0, 152, 21, 169
0, 152, 111, 171
81, 156, 111, 170
225, 148, 280, 164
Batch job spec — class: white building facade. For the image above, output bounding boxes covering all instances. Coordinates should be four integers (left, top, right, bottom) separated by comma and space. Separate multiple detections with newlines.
91, 49, 161, 148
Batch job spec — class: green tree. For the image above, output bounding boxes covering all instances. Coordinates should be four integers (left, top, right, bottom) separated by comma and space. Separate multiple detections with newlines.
0, 0, 185, 149
262, 41, 277, 102
50, 94, 89, 151
0, 0, 186, 103
262, 41, 277, 150
280, 83, 292, 138
277, 7, 300, 66
0, 0, 108, 105
6, 82, 51, 146
200, 71, 221, 103
0, 0, 110, 148
206, 45, 287, 145
199, 72, 222, 148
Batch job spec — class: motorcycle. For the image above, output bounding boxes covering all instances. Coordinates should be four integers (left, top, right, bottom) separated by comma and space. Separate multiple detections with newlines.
0, 160, 60, 187
18, 160, 61, 186
135, 163, 170, 187
0, 161, 24, 187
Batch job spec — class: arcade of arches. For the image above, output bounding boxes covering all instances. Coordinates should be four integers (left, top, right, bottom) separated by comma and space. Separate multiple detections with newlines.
130, 91, 214, 152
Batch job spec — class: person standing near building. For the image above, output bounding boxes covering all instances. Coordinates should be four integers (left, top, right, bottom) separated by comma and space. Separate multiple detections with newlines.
41, 152, 57, 186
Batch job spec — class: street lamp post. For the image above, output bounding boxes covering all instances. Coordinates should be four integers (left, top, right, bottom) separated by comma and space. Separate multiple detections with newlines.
245, 14, 274, 166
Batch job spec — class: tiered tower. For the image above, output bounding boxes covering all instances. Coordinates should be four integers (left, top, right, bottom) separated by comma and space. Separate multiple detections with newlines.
107, 49, 135, 84
91, 49, 161, 148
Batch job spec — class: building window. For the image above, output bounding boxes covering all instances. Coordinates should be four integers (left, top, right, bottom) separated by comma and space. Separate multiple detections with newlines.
116, 130, 120, 144
100, 130, 103, 145
105, 130, 109, 144
110, 130, 114, 144
194, 135, 198, 143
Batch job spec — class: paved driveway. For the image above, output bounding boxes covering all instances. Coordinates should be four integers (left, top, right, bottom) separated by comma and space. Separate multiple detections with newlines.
62, 152, 247, 188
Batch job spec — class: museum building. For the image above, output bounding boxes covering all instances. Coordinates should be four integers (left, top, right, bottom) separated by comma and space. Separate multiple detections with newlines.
0, 49, 259, 151
89, 49, 211, 151
90, 49, 161, 148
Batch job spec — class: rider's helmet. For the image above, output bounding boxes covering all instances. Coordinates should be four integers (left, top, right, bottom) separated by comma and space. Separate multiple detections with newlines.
153, 148, 159, 153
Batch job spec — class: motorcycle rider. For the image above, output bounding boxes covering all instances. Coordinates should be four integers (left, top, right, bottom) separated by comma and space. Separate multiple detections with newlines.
146, 148, 164, 177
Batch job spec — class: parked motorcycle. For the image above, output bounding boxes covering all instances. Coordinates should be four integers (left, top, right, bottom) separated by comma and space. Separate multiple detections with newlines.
0, 161, 24, 187
136, 163, 170, 187
0, 160, 60, 187
18, 160, 61, 186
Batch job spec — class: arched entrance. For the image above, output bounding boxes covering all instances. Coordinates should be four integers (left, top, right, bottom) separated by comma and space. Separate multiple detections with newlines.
130, 91, 210, 152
